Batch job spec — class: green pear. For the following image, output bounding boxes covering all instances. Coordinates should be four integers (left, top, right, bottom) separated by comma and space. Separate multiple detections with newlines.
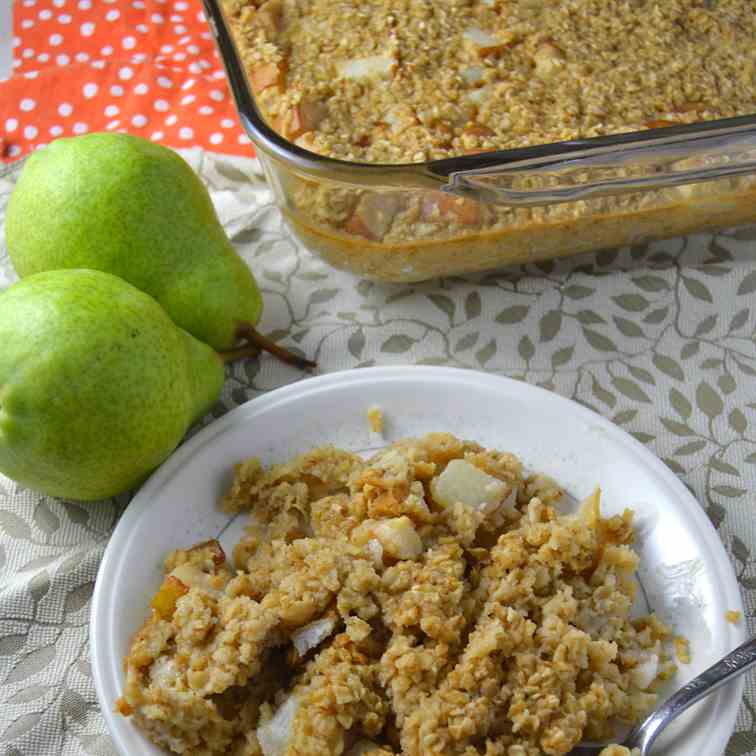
0, 269, 225, 501
5, 132, 313, 369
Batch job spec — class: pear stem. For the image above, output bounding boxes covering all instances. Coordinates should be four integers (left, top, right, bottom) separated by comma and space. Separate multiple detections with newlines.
235, 323, 317, 371
218, 344, 261, 364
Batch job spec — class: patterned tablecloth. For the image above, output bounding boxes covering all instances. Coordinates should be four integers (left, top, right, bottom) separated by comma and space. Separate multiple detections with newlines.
1, 150, 756, 756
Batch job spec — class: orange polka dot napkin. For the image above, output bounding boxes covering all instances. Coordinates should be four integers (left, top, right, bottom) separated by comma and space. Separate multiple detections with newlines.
1, 0, 256, 163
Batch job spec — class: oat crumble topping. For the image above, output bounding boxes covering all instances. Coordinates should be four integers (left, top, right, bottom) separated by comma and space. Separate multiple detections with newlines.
223, 0, 756, 164
118, 434, 680, 756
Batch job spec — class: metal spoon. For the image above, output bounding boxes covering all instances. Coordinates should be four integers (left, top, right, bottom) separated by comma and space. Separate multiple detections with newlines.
571, 635, 756, 756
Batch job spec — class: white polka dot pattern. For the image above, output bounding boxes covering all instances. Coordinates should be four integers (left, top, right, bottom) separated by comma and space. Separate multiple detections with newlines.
3, 0, 252, 161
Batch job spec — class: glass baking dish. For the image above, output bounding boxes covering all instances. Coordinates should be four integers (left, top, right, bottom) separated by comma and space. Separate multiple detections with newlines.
203, 0, 756, 283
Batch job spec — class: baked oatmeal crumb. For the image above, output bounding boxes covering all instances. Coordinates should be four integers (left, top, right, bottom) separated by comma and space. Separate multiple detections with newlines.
726, 610, 743, 624
224, 0, 756, 164
675, 636, 692, 664
367, 406, 384, 434
119, 434, 683, 756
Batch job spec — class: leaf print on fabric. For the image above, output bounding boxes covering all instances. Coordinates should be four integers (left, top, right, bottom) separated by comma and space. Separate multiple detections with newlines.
718, 375, 737, 395
711, 459, 740, 477
728, 309, 749, 333
18, 554, 61, 573
729, 409, 747, 434
632, 275, 670, 292
1, 712, 43, 743
674, 440, 707, 456
428, 294, 456, 324
612, 378, 652, 404
576, 310, 605, 325
612, 294, 650, 312
712, 486, 747, 499
661, 418, 696, 437
613, 409, 638, 425
518, 336, 535, 361
79, 733, 118, 756
694, 315, 718, 337
653, 354, 685, 382
644, 307, 669, 324
539, 310, 562, 342
551, 346, 574, 368
381, 335, 414, 354
348, 329, 365, 360
737, 270, 756, 295
33, 501, 60, 536
564, 285, 595, 300
495, 305, 529, 324
465, 292, 481, 320
61, 689, 89, 725
669, 388, 693, 419
697, 382, 724, 419
681, 342, 700, 360
309, 289, 339, 306
665, 457, 687, 475
475, 339, 497, 366
591, 377, 616, 408
727, 731, 756, 756
681, 275, 713, 303
5, 646, 56, 685
627, 366, 654, 386
5, 685, 52, 705
613, 316, 644, 338
62, 501, 90, 527
65, 582, 95, 616
583, 328, 617, 352
455, 332, 479, 352
0, 510, 31, 540
701, 358, 724, 370
29, 571, 51, 608
0, 635, 27, 657
731, 536, 750, 564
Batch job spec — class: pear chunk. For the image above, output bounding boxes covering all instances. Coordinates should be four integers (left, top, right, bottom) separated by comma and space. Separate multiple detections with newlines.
430, 459, 513, 516
257, 694, 300, 756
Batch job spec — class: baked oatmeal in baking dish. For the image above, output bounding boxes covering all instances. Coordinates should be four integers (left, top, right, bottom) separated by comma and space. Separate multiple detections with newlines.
117, 434, 678, 756
212, 0, 756, 282
222, 0, 756, 163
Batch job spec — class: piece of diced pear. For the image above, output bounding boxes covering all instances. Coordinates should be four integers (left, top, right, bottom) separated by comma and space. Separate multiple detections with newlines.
339, 54, 395, 80
630, 653, 660, 690
150, 576, 189, 620
291, 616, 338, 657
257, 694, 300, 756
372, 516, 423, 560
430, 459, 510, 515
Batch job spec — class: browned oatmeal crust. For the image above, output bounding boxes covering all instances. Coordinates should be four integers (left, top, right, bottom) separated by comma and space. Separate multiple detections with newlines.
119, 434, 679, 755
223, 0, 756, 164
216, 1, 756, 283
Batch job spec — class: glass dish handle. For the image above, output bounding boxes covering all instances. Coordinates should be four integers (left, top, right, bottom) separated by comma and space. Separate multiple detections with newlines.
445, 123, 756, 206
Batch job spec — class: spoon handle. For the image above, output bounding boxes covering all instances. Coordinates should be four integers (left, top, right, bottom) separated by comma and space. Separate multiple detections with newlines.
627, 634, 756, 753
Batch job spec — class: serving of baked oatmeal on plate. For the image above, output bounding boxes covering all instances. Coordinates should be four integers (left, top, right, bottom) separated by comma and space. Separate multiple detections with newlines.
91, 367, 745, 756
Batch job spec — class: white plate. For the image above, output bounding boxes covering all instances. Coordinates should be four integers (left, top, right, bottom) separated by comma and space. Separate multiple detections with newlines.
91, 366, 746, 756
